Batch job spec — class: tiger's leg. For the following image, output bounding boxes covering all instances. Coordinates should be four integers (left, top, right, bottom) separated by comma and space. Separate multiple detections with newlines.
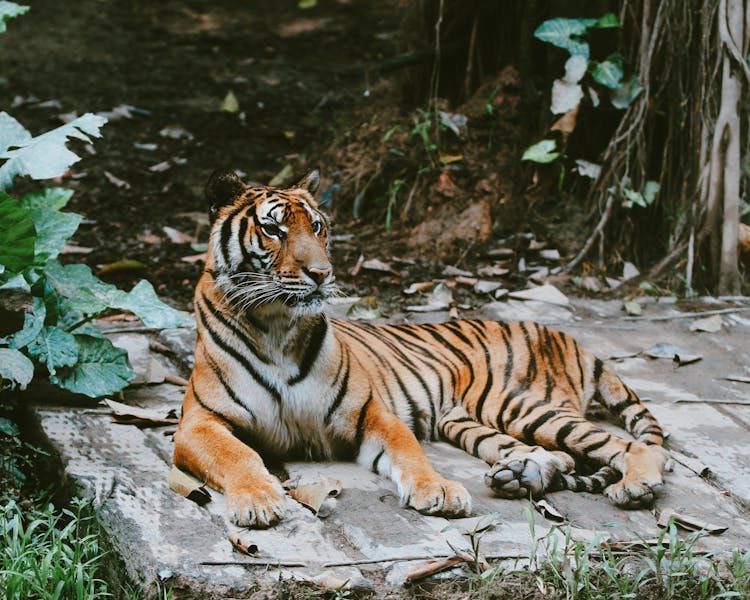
438, 405, 575, 498
502, 403, 667, 508
173, 385, 286, 528
355, 398, 472, 516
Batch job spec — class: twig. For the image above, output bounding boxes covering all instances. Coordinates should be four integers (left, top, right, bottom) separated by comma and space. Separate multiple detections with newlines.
564, 194, 616, 272
200, 560, 307, 568
622, 307, 750, 321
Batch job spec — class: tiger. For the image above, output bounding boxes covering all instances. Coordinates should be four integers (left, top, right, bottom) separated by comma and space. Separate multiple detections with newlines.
172, 169, 669, 528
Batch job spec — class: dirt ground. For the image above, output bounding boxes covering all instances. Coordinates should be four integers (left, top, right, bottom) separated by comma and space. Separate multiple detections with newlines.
3, 0, 574, 318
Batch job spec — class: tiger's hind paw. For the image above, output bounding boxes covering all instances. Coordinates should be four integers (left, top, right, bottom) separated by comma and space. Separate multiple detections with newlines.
485, 448, 570, 499
604, 479, 664, 509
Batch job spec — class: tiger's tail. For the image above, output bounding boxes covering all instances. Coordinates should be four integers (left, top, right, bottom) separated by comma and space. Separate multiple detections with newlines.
591, 358, 665, 447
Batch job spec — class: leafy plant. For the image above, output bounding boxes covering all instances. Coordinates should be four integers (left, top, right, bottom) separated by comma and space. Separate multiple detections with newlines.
0, 4, 188, 397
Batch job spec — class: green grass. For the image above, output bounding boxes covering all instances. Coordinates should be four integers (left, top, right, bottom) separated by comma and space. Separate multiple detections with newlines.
0, 498, 109, 600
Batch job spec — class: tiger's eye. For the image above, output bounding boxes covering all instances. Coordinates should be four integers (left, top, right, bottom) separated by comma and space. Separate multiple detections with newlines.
311, 221, 322, 235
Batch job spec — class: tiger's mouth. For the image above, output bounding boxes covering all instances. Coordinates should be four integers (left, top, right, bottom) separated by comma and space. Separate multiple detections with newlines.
284, 289, 328, 308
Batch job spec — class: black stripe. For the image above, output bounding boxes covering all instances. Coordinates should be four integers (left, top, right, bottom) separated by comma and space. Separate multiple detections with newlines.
191, 383, 237, 430
205, 352, 255, 422
519, 322, 537, 383
470, 431, 497, 456
196, 301, 281, 404
289, 316, 328, 385
202, 295, 270, 364
354, 394, 373, 448
555, 421, 577, 448
581, 434, 612, 454
325, 349, 350, 424
371, 450, 385, 473
219, 204, 247, 266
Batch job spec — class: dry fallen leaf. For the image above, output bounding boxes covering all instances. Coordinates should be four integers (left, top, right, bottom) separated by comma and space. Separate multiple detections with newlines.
656, 507, 727, 535
181, 252, 207, 264
167, 465, 212, 506
104, 170, 131, 189
104, 399, 179, 427
162, 226, 193, 244
533, 499, 565, 523
442, 265, 473, 277
97, 259, 146, 277
285, 478, 342, 515
403, 556, 464, 584
508, 284, 569, 306
477, 265, 510, 278
403, 281, 434, 295
362, 258, 397, 274
347, 296, 380, 321
689, 315, 723, 333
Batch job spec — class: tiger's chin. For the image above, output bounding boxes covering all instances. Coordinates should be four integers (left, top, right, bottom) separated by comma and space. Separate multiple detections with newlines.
288, 293, 327, 317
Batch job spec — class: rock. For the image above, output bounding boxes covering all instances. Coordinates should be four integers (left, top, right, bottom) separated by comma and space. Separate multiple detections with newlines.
158, 324, 197, 372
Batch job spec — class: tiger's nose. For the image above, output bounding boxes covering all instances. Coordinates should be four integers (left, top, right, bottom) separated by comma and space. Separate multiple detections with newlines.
303, 266, 332, 285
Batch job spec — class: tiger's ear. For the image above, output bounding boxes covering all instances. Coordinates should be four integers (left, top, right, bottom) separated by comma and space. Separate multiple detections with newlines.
293, 169, 320, 195
205, 169, 246, 223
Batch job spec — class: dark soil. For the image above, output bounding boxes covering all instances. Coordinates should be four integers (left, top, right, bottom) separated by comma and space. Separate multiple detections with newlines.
1, 0, 412, 310
1, 0, 606, 319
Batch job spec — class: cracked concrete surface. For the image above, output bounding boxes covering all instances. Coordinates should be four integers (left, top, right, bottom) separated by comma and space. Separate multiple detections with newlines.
31, 297, 750, 597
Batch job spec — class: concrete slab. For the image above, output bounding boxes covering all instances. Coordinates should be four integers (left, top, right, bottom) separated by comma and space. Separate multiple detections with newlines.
29, 297, 750, 597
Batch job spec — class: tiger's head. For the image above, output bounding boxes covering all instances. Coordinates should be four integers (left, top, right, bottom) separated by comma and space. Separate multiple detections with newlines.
203, 169, 335, 317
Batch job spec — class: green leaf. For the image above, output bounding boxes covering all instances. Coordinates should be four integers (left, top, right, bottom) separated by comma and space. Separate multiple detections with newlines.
0, 348, 34, 388
0, 193, 35, 273
622, 187, 646, 208
44, 260, 126, 315
0, 1, 28, 33
19, 187, 74, 211
522, 139, 560, 164
29, 207, 82, 263
117, 280, 189, 328
6, 295, 45, 349
590, 54, 624, 89
0, 416, 20, 436
593, 13, 619, 29
533, 18, 597, 58
611, 74, 644, 109
27, 326, 79, 376
0, 113, 107, 190
0, 111, 31, 153
50, 335, 134, 397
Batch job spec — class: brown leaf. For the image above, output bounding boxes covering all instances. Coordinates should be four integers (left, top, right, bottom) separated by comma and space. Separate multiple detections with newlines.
162, 226, 193, 244
362, 258, 397, 274
656, 507, 727, 534
228, 530, 259, 556
181, 252, 207, 264
104, 399, 179, 428
403, 556, 464, 584
167, 465, 211, 506
285, 478, 342, 515
550, 105, 579, 138
403, 281, 434, 295
61, 244, 94, 255
533, 499, 565, 523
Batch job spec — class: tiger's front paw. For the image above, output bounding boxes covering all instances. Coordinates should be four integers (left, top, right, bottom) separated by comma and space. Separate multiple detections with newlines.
604, 478, 664, 509
406, 477, 472, 517
485, 448, 571, 499
226, 477, 286, 528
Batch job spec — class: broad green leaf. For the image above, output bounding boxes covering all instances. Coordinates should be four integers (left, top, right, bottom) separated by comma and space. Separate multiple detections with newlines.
0, 111, 31, 153
522, 139, 560, 164
563, 55, 588, 84
594, 13, 619, 29
28, 207, 82, 262
0, 192, 35, 273
44, 260, 127, 315
533, 18, 597, 58
590, 54, 624, 89
19, 187, 74, 211
0, 113, 107, 190
50, 335, 134, 397
6, 295, 45, 349
0, 272, 29, 293
118, 280, 189, 328
27, 325, 79, 375
611, 74, 644, 109
0, 1, 29, 33
0, 347, 34, 388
